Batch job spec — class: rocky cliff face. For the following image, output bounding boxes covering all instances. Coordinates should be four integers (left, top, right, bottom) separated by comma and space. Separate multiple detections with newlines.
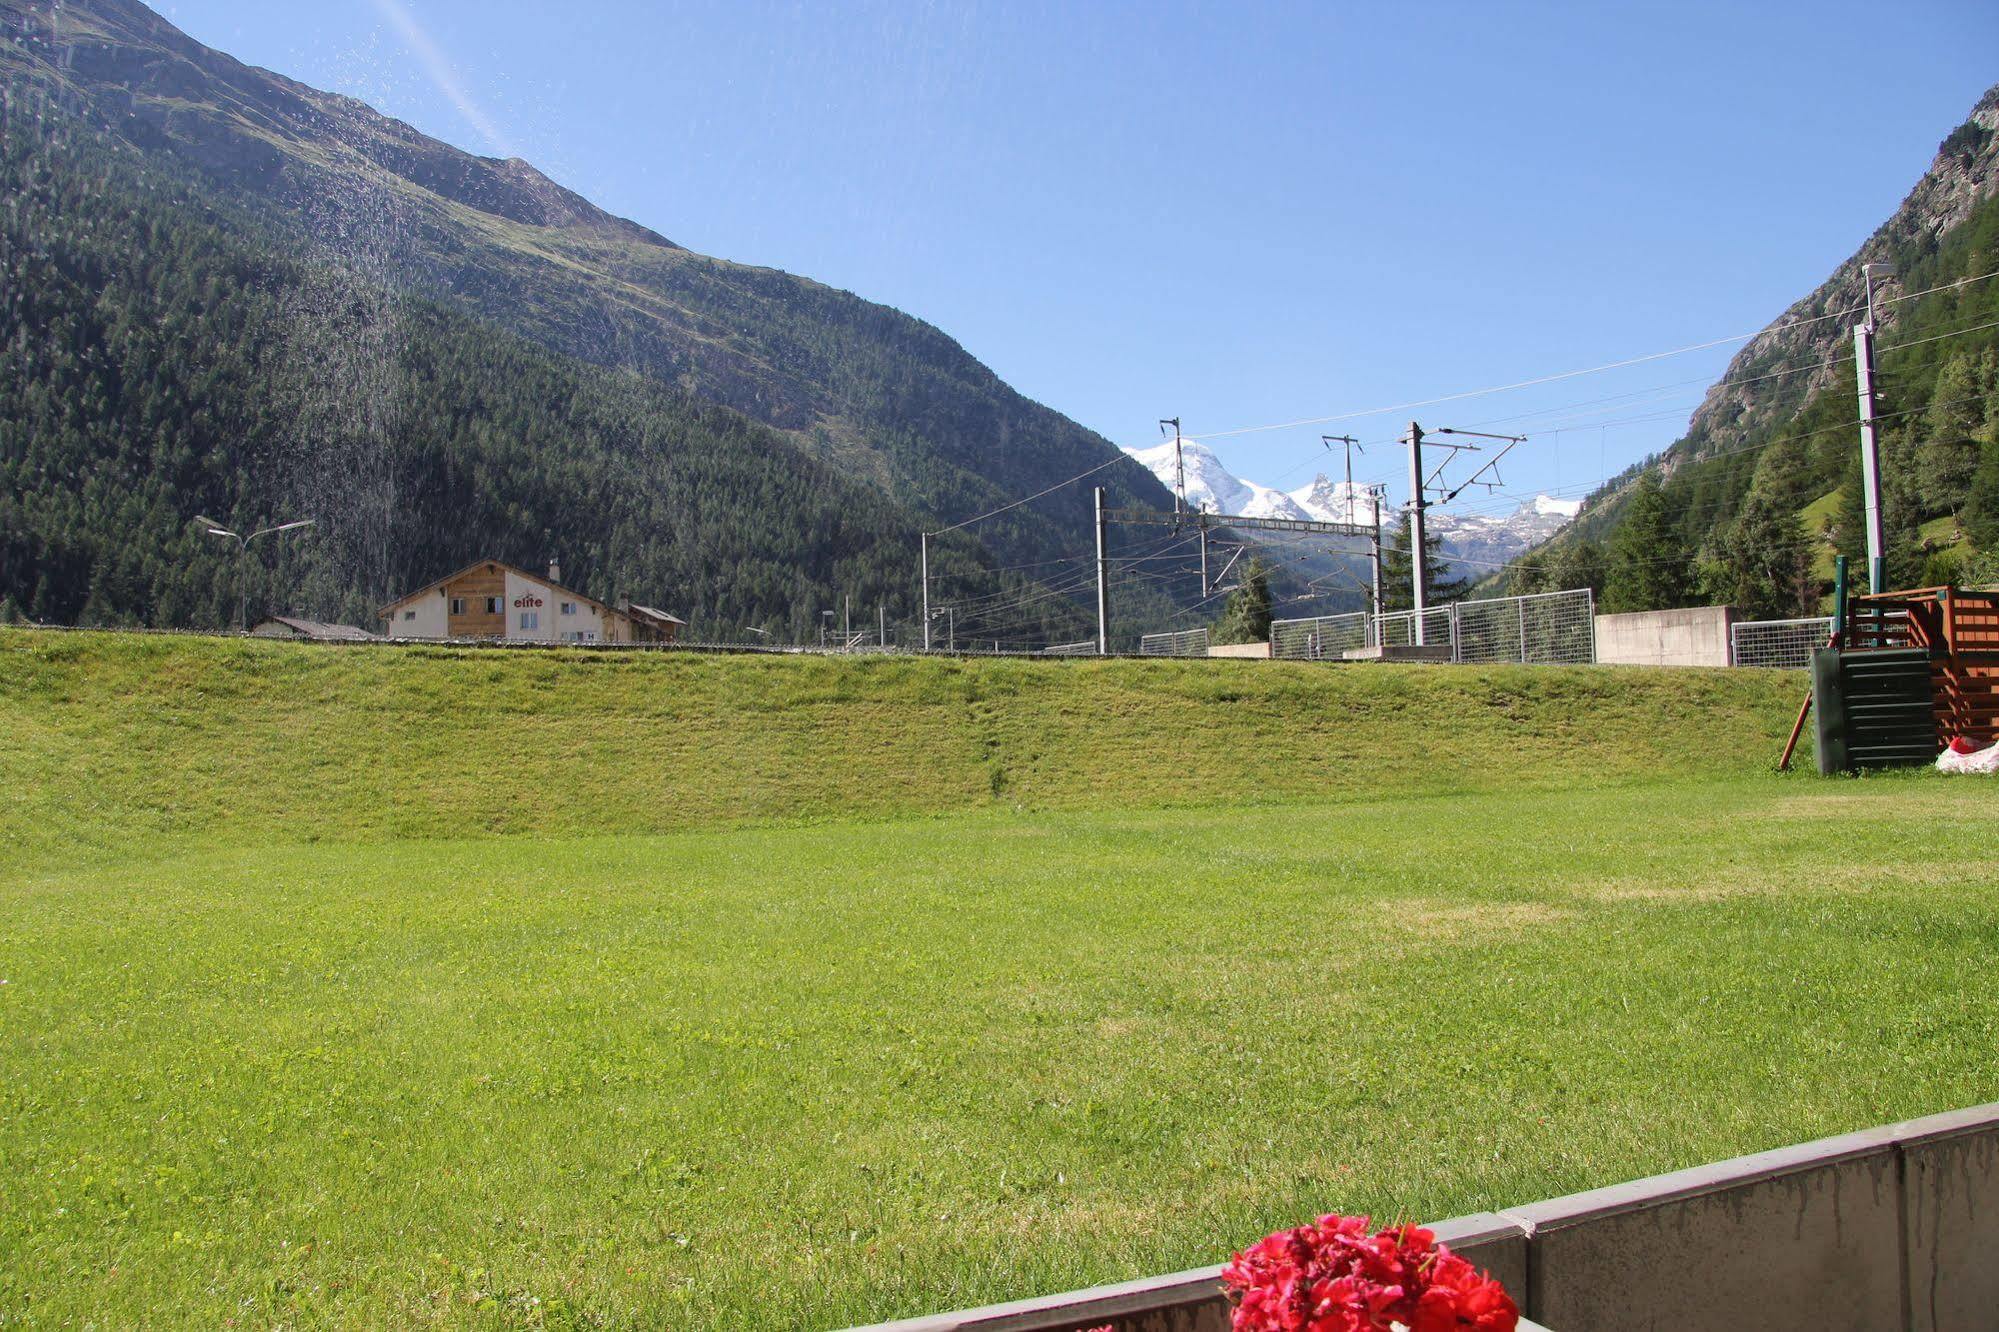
7, 0, 669, 240
1677, 86, 1999, 464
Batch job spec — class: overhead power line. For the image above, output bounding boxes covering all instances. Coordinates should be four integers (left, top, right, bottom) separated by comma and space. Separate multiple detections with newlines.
920, 268, 1999, 611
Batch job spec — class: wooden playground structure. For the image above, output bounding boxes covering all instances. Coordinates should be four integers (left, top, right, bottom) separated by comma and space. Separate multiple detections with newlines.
1810, 585, 1999, 772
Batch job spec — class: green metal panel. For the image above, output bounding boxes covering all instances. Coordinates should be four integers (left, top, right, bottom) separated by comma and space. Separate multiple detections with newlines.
1813, 648, 1848, 774
1818, 648, 1933, 772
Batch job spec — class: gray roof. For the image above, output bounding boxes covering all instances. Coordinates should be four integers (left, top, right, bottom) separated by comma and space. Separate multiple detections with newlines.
254, 616, 381, 641
626, 603, 688, 626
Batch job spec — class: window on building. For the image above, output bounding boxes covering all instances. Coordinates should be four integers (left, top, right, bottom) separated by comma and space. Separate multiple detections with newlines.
403, 610, 416, 621
449, 597, 465, 615
485, 595, 502, 615
560, 601, 576, 616
520, 611, 539, 631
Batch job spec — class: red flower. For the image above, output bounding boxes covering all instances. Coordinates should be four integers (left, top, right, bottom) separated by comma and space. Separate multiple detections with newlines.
1222, 1214, 1517, 1332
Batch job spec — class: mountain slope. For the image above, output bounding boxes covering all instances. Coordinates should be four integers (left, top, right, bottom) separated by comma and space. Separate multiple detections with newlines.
0, 0, 1198, 638
1510, 84, 1999, 605
0, 102, 1107, 639
0, 0, 1177, 575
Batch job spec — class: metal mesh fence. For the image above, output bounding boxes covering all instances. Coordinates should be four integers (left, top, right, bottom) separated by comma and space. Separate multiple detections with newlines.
1270, 611, 1370, 660
1730, 616, 1833, 669
1374, 608, 1455, 650
1272, 588, 1596, 665
1139, 628, 1210, 657
1454, 588, 1597, 665
1040, 639, 1099, 656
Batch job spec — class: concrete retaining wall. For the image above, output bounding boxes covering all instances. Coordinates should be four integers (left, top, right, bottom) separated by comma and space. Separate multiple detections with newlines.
1206, 642, 1272, 659
842, 1103, 1999, 1332
1593, 606, 1738, 667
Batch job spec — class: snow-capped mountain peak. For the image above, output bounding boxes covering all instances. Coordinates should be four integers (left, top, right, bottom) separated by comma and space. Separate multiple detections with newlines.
1123, 442, 1581, 571
1288, 475, 1382, 526
1123, 440, 1309, 521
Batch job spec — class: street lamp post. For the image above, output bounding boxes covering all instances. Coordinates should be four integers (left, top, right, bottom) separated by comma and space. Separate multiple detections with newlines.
193, 515, 315, 631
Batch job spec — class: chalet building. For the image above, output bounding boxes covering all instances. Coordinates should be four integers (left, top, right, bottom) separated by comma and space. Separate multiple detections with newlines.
377, 559, 684, 644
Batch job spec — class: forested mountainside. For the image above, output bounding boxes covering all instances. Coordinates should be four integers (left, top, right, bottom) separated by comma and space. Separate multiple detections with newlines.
0, 105, 1087, 637
0, 0, 1208, 638
1503, 86, 1999, 618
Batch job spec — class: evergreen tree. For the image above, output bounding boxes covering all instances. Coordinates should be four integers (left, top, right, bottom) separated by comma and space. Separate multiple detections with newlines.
1543, 539, 1608, 600
1602, 474, 1692, 612
1506, 550, 1548, 596
1916, 352, 1988, 516
1699, 491, 1817, 619
1212, 558, 1274, 645
1378, 512, 1465, 611
1965, 439, 1999, 550
1748, 434, 1816, 515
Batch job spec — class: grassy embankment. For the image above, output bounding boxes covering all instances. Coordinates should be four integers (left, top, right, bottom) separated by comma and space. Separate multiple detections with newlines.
7, 631, 1993, 1331
2, 629, 1811, 866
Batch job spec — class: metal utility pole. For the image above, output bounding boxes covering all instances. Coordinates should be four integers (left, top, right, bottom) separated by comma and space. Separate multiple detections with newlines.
1161, 418, 1184, 519
844, 595, 851, 643
879, 603, 886, 648
1368, 483, 1386, 634
920, 532, 931, 650
1094, 485, 1110, 655
1855, 259, 1896, 594
1322, 435, 1361, 516
1404, 421, 1428, 644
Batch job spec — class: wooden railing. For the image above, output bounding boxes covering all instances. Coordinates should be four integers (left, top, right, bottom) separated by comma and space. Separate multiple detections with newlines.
1844, 587, 1999, 743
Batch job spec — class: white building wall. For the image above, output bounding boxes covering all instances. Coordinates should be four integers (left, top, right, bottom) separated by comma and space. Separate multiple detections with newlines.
388, 591, 449, 638
503, 570, 615, 643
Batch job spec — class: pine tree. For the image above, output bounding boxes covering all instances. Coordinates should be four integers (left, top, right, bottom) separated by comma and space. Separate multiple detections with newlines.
1700, 491, 1817, 619
1378, 512, 1465, 612
1602, 474, 1691, 612
1965, 440, 1999, 550
1544, 539, 1608, 600
1211, 558, 1274, 644
1917, 352, 1987, 517
1749, 434, 1815, 514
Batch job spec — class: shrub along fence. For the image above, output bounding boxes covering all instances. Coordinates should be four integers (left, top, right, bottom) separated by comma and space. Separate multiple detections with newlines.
843, 1101, 1999, 1332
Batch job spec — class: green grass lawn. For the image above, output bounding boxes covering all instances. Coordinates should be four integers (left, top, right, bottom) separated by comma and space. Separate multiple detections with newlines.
4, 632, 1987, 1329
7, 774, 1997, 1329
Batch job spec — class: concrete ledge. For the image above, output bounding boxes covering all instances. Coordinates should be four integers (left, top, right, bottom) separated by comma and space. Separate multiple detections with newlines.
1342, 644, 1453, 663
841, 1104, 1999, 1332
1431, 1212, 1530, 1308
848, 1263, 1228, 1332
1509, 1143, 1904, 1330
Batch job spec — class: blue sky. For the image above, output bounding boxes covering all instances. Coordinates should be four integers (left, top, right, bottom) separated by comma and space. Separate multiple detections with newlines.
159, 0, 1998, 521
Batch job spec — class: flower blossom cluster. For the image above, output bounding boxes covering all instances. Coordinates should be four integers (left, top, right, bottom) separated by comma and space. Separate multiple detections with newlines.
1220, 1213, 1517, 1332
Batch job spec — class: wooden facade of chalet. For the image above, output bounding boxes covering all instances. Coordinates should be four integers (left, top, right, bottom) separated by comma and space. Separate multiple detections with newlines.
377, 560, 682, 644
